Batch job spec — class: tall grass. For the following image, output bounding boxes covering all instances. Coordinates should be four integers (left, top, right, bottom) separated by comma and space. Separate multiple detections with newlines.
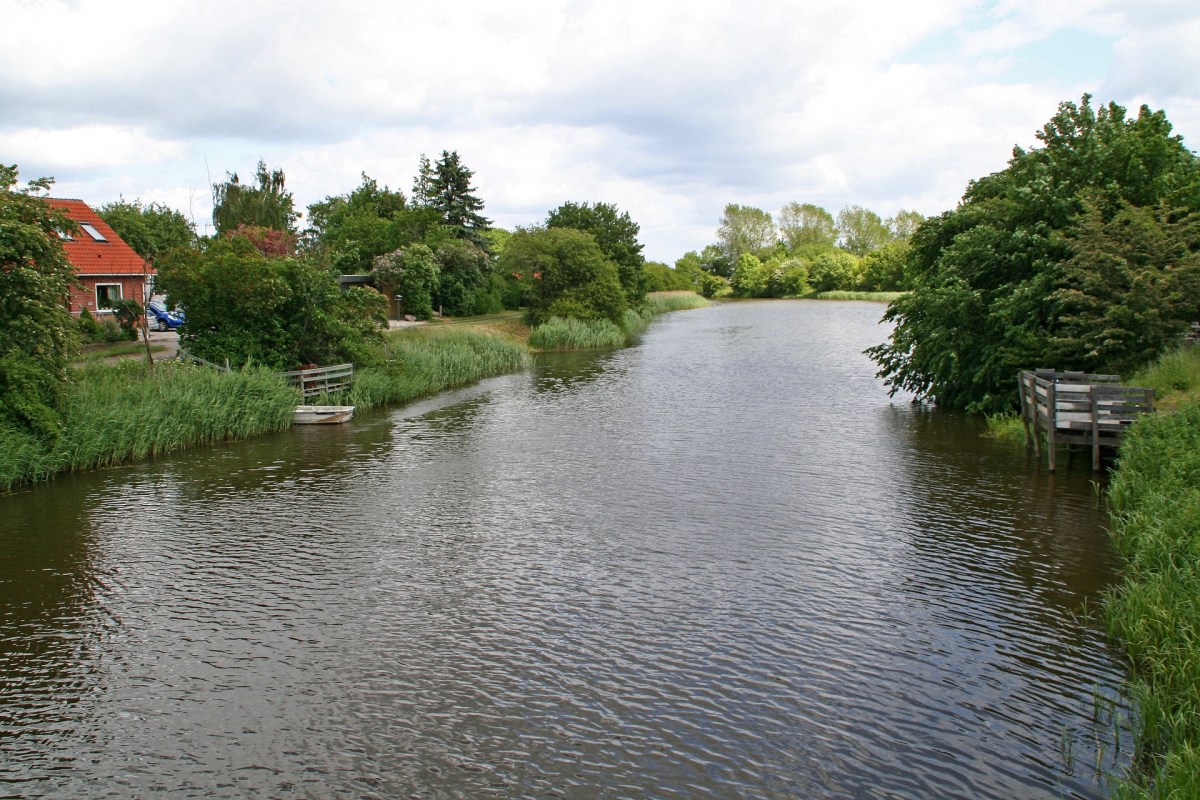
528, 316, 627, 350
0, 361, 297, 491
529, 292, 709, 351
1104, 401, 1200, 797
350, 327, 529, 409
644, 291, 711, 313
812, 290, 907, 302
1129, 347, 1200, 409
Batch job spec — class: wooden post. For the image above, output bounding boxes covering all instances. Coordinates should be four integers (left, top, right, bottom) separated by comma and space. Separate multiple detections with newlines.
1046, 382, 1057, 472
1090, 385, 1101, 471
1018, 373, 1033, 449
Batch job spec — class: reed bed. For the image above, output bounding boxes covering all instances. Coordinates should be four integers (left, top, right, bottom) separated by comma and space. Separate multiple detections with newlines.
644, 291, 711, 313
529, 292, 708, 351
528, 317, 628, 350
812, 290, 907, 302
1105, 401, 1200, 797
350, 328, 529, 409
0, 361, 297, 491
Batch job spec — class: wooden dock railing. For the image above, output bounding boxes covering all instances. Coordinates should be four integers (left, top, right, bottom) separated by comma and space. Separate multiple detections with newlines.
277, 363, 354, 399
1017, 369, 1154, 471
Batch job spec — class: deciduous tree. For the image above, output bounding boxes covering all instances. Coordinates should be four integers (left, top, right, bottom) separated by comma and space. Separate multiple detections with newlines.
97, 198, 195, 259
778, 202, 837, 250
0, 166, 77, 436
212, 160, 298, 234
836, 205, 890, 256
869, 96, 1200, 412
499, 228, 626, 326
546, 201, 646, 303
716, 203, 775, 261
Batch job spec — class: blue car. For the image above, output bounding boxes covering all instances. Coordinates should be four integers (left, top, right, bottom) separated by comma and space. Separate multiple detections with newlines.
147, 301, 185, 331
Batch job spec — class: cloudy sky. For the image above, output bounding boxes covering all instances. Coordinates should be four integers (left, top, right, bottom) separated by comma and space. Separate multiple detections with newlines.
3, 0, 1198, 263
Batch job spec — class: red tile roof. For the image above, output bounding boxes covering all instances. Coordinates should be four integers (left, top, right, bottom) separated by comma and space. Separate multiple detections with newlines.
44, 198, 151, 276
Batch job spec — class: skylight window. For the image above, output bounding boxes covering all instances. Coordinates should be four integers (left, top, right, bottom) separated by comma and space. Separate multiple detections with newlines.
79, 222, 108, 242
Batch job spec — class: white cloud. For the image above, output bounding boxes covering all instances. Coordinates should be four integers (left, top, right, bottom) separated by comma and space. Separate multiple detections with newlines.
2, 0, 1196, 263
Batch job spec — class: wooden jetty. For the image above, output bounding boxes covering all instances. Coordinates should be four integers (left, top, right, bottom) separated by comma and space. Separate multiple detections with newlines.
278, 363, 354, 399
1017, 369, 1155, 471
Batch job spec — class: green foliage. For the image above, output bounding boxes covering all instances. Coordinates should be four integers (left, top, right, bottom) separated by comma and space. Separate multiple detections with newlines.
156, 234, 386, 369
643, 291, 710, 313
110, 297, 143, 341
500, 227, 627, 326
717, 203, 775, 261
0, 165, 77, 437
305, 174, 410, 274
433, 239, 491, 316
1130, 347, 1200, 397
859, 242, 910, 291
642, 261, 694, 292
0, 361, 297, 491
373, 244, 440, 320
76, 307, 103, 342
695, 270, 731, 298
886, 209, 924, 241
1105, 402, 1200, 797
730, 252, 772, 297
1048, 202, 1200, 376
837, 205, 892, 256
349, 328, 528, 410
422, 151, 490, 243
546, 201, 646, 304
779, 202, 837, 251
212, 160, 298, 234
96, 198, 195, 259
529, 316, 627, 350
869, 95, 1200, 412
775, 256, 810, 296
807, 250, 863, 292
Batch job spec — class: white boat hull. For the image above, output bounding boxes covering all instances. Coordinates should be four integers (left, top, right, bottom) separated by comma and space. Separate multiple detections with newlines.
293, 405, 355, 425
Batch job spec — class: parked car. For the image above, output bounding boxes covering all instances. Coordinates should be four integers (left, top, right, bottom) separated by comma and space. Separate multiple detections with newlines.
147, 301, 185, 331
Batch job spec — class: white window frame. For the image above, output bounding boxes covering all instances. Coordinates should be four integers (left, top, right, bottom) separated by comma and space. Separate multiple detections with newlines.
79, 222, 108, 242
95, 283, 123, 311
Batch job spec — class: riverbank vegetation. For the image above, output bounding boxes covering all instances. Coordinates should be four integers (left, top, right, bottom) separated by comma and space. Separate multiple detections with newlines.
1105, 390, 1200, 796
0, 362, 297, 491
868, 96, 1200, 413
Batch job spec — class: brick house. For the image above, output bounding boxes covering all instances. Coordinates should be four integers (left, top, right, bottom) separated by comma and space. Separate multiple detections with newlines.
45, 198, 152, 316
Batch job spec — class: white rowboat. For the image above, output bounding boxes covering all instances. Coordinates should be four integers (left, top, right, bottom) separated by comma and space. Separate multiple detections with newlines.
293, 405, 355, 425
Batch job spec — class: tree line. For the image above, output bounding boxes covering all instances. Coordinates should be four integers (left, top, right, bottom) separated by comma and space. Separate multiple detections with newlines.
650, 202, 923, 299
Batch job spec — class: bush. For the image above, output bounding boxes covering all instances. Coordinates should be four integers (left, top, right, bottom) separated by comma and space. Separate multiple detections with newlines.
77, 308, 103, 342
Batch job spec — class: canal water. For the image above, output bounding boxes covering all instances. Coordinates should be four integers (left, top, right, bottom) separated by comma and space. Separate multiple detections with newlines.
1, 300, 1130, 798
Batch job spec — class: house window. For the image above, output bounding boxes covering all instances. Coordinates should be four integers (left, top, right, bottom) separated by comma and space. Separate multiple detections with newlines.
79, 222, 108, 242
96, 284, 122, 310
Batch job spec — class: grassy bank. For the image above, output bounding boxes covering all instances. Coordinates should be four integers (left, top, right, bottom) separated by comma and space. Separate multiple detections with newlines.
528, 291, 710, 351
349, 327, 530, 409
1, 361, 297, 491
811, 290, 907, 302
1103, 347, 1200, 797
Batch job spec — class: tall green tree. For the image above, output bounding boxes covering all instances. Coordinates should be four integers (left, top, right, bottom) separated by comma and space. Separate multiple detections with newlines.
886, 209, 924, 241
97, 198, 195, 258
1048, 201, 1200, 375
778, 202, 837, 250
500, 227, 626, 326
546, 201, 646, 303
427, 150, 490, 243
0, 166, 77, 436
716, 203, 775, 261
868, 96, 1200, 412
836, 205, 891, 255
212, 160, 298, 234
306, 174, 410, 274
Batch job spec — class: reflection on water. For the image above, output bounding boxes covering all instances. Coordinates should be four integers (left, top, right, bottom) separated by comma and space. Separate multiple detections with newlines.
1, 300, 1129, 798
